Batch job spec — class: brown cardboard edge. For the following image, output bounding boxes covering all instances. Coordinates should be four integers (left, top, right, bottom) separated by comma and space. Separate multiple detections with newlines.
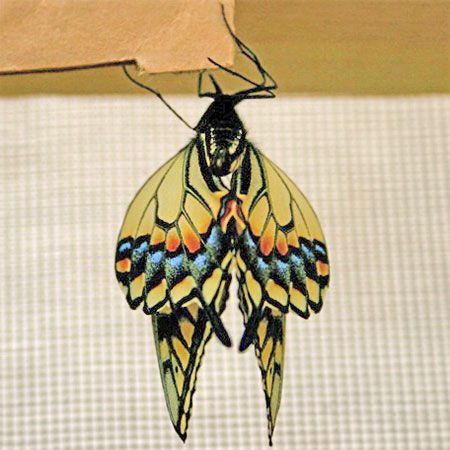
0, 61, 135, 76
0, 0, 235, 75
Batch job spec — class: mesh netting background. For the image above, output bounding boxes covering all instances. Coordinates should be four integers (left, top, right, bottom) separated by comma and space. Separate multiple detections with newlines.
1, 95, 449, 449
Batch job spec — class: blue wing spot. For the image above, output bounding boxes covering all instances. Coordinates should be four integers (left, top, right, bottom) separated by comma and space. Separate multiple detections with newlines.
151, 251, 164, 264
193, 253, 208, 267
301, 243, 313, 258
135, 241, 149, 255
290, 253, 303, 266
314, 243, 326, 256
119, 241, 132, 252
168, 254, 183, 268
244, 231, 257, 250
206, 227, 220, 247
276, 260, 289, 274
257, 258, 269, 273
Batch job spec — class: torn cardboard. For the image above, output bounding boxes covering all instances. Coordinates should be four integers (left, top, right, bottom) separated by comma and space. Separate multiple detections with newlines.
0, 0, 235, 75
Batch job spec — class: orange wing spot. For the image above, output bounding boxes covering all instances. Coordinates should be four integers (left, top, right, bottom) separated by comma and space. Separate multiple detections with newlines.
276, 232, 289, 255
317, 260, 329, 276
259, 218, 276, 256
185, 233, 201, 253
150, 226, 165, 245
166, 227, 180, 252
116, 258, 131, 273
179, 215, 201, 253
220, 199, 246, 234
287, 231, 299, 248
260, 235, 274, 256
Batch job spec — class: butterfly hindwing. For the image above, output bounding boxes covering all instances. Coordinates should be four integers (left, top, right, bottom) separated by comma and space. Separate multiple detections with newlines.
115, 141, 233, 440
238, 280, 285, 446
235, 145, 329, 443
152, 274, 231, 440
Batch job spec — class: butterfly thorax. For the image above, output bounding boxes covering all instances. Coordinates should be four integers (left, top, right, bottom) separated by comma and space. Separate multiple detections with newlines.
195, 95, 247, 177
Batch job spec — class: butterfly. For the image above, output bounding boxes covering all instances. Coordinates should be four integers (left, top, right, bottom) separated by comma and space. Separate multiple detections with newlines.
115, 9, 329, 446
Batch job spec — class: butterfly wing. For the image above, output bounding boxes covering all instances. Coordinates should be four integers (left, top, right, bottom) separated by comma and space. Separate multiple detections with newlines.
237, 290, 286, 446
235, 145, 330, 444
151, 281, 230, 441
115, 142, 234, 440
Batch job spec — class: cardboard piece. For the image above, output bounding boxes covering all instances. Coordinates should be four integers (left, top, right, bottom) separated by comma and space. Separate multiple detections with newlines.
0, 0, 448, 95
0, 0, 235, 75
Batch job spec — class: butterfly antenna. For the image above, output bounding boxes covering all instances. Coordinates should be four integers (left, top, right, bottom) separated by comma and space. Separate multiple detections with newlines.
221, 5, 274, 84
208, 4, 278, 98
122, 65, 194, 130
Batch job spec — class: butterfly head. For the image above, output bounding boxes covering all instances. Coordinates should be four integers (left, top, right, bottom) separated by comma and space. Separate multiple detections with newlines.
195, 95, 247, 177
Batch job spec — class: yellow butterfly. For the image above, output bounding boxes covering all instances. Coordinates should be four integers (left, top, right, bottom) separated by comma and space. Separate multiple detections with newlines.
115, 10, 329, 446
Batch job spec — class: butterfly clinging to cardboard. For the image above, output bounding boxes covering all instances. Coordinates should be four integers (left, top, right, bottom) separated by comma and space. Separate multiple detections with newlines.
115, 6, 329, 446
